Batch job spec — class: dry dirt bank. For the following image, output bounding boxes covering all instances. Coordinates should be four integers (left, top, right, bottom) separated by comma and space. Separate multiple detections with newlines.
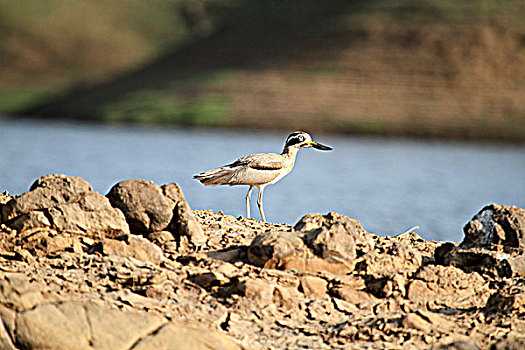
0, 174, 524, 349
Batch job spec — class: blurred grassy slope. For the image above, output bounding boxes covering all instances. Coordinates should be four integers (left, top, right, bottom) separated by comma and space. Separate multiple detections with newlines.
3, 0, 525, 141
0, 0, 198, 110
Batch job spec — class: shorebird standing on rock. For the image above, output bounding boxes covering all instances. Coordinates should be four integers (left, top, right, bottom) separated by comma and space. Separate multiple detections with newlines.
193, 131, 332, 222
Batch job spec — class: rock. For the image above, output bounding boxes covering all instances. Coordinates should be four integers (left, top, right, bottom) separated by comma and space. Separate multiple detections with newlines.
0, 273, 44, 310
247, 231, 353, 274
273, 285, 301, 310
0, 316, 16, 350
107, 179, 173, 234
247, 231, 307, 267
462, 204, 525, 249
102, 235, 164, 265
432, 338, 481, 350
299, 276, 328, 298
1, 197, 525, 349
2, 175, 129, 238
435, 243, 525, 277
485, 280, 525, 314
354, 248, 421, 298
507, 253, 525, 277
1, 174, 92, 222
0, 192, 12, 206
0, 305, 15, 348
163, 183, 206, 245
46, 192, 129, 238
490, 337, 525, 350
131, 322, 244, 350
295, 212, 374, 255
330, 285, 375, 304
402, 312, 432, 333
240, 279, 275, 303
406, 265, 490, 309
15, 301, 166, 350
303, 221, 357, 262
294, 212, 360, 232
9, 211, 51, 232
191, 271, 229, 288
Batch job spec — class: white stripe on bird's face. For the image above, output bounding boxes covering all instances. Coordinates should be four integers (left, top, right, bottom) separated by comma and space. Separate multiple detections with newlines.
284, 131, 312, 149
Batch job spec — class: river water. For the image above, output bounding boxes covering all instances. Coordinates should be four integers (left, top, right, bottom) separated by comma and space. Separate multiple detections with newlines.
1, 118, 523, 242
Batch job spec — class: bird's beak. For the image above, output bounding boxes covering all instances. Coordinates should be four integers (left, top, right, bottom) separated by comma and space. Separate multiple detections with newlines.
308, 141, 332, 151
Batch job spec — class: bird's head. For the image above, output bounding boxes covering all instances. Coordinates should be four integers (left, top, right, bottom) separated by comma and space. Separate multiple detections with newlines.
283, 131, 332, 152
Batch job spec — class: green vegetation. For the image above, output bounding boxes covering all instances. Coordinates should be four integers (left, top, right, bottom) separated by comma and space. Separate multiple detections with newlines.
101, 90, 231, 126
0, 87, 51, 114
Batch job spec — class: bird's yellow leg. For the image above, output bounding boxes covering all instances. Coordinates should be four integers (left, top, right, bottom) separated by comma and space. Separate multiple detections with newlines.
246, 186, 254, 219
256, 185, 266, 222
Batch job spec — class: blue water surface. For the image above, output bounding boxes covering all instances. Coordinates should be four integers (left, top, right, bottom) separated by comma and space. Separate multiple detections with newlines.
1, 118, 523, 242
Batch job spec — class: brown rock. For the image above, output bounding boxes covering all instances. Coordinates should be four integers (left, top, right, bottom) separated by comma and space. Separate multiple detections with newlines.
435, 243, 525, 277
0, 317, 16, 350
247, 230, 354, 274
507, 253, 525, 277
331, 285, 375, 304
191, 271, 229, 288
462, 204, 525, 249
102, 235, 163, 265
406, 265, 490, 309
0, 273, 44, 310
163, 183, 206, 245
2, 175, 129, 238
107, 179, 173, 234
485, 280, 525, 314
273, 285, 301, 310
48, 192, 129, 238
1, 174, 92, 222
241, 279, 275, 303
9, 211, 50, 232
402, 312, 432, 333
271, 255, 354, 275
355, 250, 420, 297
15, 301, 166, 350
294, 212, 360, 232
295, 212, 374, 256
299, 276, 328, 298
303, 221, 357, 262
491, 337, 525, 350
247, 231, 307, 267
131, 322, 244, 350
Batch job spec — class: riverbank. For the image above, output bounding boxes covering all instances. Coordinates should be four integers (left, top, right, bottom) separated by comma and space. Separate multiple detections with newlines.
2, 1, 525, 142
1, 174, 524, 349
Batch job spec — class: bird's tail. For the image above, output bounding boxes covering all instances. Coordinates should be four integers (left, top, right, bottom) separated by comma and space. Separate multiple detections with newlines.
193, 166, 234, 186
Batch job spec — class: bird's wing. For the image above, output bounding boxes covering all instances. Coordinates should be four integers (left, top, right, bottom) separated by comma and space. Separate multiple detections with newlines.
232, 153, 285, 170
224, 153, 288, 186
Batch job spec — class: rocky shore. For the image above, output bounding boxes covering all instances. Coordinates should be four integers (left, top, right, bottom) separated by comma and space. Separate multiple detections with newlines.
1, 174, 524, 349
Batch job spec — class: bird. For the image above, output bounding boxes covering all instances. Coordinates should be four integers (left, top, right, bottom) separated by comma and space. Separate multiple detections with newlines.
193, 131, 332, 222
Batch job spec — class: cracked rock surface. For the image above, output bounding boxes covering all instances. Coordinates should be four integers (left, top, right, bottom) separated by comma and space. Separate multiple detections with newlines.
1, 175, 524, 349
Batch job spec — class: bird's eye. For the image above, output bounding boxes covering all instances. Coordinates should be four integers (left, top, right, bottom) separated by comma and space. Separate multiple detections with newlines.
298, 135, 305, 141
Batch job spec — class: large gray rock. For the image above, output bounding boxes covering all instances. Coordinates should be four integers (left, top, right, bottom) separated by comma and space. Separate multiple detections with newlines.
1, 175, 129, 239
462, 204, 525, 249
107, 179, 173, 234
